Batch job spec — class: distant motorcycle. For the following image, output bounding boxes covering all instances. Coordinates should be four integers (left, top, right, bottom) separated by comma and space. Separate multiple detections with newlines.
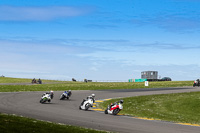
40, 91, 54, 104
193, 79, 200, 87
105, 100, 123, 115
60, 91, 72, 100
40, 93, 51, 103
79, 98, 94, 110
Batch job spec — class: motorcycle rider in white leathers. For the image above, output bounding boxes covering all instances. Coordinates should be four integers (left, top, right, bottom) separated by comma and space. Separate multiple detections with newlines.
42, 90, 54, 102
81, 94, 95, 106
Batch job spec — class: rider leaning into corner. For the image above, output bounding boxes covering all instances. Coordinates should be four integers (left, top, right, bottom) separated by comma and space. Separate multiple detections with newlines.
110, 100, 124, 109
81, 94, 95, 106
65, 90, 72, 97
43, 90, 54, 99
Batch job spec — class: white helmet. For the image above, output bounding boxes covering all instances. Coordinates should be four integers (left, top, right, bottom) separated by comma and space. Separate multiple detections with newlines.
91, 94, 95, 97
50, 90, 54, 93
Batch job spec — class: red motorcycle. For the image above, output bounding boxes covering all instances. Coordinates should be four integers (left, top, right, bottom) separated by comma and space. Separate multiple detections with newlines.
104, 100, 123, 115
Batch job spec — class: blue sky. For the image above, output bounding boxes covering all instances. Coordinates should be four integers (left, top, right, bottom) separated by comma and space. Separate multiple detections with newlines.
0, 0, 200, 81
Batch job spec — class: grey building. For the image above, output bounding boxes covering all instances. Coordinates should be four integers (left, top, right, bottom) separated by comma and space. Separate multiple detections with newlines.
141, 71, 158, 80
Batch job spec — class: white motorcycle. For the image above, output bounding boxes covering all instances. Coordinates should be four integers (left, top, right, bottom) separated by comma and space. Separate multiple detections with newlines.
40, 93, 51, 104
79, 98, 94, 110
105, 100, 123, 115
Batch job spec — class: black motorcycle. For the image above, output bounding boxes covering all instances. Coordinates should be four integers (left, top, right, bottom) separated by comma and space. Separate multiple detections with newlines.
193, 79, 200, 87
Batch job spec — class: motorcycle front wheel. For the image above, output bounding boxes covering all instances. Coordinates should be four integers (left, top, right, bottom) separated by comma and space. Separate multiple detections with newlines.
85, 103, 90, 110
40, 99, 45, 104
60, 95, 64, 100
104, 109, 108, 114
113, 108, 120, 115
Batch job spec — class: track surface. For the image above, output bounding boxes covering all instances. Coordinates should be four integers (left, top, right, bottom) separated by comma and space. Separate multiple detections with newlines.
1, 87, 200, 133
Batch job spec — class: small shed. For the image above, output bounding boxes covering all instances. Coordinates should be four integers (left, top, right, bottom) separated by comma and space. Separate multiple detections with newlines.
141, 71, 158, 80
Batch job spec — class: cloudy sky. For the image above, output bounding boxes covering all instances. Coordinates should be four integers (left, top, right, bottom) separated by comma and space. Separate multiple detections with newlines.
0, 0, 200, 81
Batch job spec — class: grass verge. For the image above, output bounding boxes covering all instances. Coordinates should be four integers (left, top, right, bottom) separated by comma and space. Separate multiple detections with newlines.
0, 77, 65, 83
0, 78, 194, 92
99, 91, 200, 124
0, 113, 108, 133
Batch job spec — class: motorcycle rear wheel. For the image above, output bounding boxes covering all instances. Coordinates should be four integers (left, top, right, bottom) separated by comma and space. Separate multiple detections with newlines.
113, 108, 120, 115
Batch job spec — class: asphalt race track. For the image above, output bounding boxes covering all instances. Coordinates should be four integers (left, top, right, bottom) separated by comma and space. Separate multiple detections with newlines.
1, 87, 200, 133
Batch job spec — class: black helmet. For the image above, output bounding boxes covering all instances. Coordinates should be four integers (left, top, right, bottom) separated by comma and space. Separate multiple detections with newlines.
120, 100, 123, 104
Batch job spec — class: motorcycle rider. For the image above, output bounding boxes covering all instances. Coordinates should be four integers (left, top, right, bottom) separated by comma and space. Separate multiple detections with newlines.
42, 90, 54, 102
87, 93, 95, 103
62, 90, 72, 98
50, 90, 54, 99
32, 78, 36, 84
193, 79, 200, 87
80, 94, 95, 106
66, 90, 72, 97
197, 79, 200, 86
37, 78, 42, 84
109, 100, 123, 109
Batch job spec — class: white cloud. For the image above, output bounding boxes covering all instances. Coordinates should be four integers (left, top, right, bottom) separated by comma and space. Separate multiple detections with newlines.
90, 67, 98, 71
0, 38, 199, 81
0, 5, 94, 21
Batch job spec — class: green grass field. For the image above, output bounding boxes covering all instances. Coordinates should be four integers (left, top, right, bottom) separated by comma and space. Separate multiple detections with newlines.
99, 91, 200, 124
0, 113, 108, 133
0, 77, 64, 83
0, 77, 112, 133
0, 77, 199, 130
0, 77, 194, 92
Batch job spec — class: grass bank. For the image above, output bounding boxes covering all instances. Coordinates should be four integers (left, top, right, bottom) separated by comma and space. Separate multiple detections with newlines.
0, 113, 108, 133
0, 77, 194, 92
0, 77, 65, 83
99, 91, 200, 124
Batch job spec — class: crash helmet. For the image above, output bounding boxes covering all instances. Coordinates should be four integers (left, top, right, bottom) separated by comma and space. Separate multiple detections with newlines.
50, 90, 54, 94
91, 94, 95, 98
69, 90, 71, 92
119, 100, 124, 104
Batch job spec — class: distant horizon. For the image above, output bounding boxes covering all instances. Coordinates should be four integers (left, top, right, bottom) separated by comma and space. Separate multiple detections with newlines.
1, 75, 194, 82
1, 0, 200, 81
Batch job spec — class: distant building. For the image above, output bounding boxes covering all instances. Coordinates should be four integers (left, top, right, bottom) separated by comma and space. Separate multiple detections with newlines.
141, 71, 158, 80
